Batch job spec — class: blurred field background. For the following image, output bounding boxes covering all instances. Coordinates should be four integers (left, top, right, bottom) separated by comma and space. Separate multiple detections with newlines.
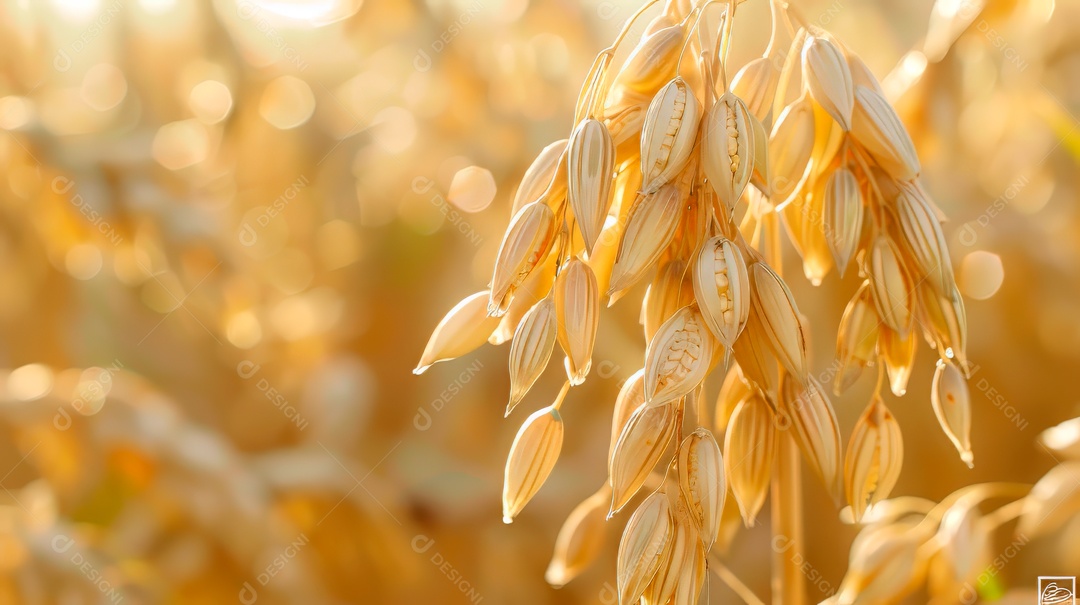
0, 0, 1077, 603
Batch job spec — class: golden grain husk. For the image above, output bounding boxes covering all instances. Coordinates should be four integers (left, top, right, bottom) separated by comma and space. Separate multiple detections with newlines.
918, 282, 968, 369
931, 360, 974, 468
702, 93, 754, 213
616, 492, 673, 605
838, 524, 925, 605
489, 201, 557, 316
640, 77, 702, 194
869, 236, 914, 336
490, 253, 556, 345
781, 176, 834, 286
643, 258, 695, 344
851, 85, 920, 181
769, 96, 816, 207
1038, 417, 1080, 460
936, 496, 990, 586
545, 486, 611, 588
555, 258, 600, 385
568, 118, 616, 255
645, 513, 693, 605
644, 304, 717, 406
750, 262, 809, 382
714, 364, 752, 433
879, 326, 916, 397
845, 397, 904, 523
732, 307, 780, 403
693, 236, 751, 349
780, 376, 843, 498
415, 290, 502, 374
614, 24, 686, 95
503, 405, 564, 523
824, 166, 863, 276
1017, 461, 1080, 538
731, 56, 779, 123
506, 296, 557, 415
677, 428, 725, 552
609, 182, 685, 299
587, 161, 642, 295
610, 368, 647, 459
802, 35, 855, 131
847, 53, 885, 96
724, 394, 776, 527
835, 282, 879, 395
511, 139, 568, 217
895, 180, 954, 296
748, 110, 772, 195
609, 400, 680, 516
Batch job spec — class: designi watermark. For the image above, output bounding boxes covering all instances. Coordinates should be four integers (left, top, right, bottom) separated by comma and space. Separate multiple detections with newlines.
412, 535, 483, 603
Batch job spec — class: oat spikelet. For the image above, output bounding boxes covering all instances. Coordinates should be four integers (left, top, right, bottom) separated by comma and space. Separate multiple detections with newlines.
802, 36, 855, 131
610, 368, 647, 460
616, 492, 673, 605
545, 486, 611, 588
1018, 461, 1080, 537
609, 400, 680, 516
851, 85, 920, 181
1039, 417, 1080, 460
732, 308, 780, 402
868, 236, 914, 336
677, 428, 725, 551
724, 394, 776, 527
640, 77, 701, 194
613, 25, 685, 96
835, 282, 879, 395
731, 57, 779, 123
931, 360, 974, 468
490, 255, 556, 345
748, 111, 772, 195
895, 181, 954, 295
769, 96, 816, 207
824, 167, 863, 275
674, 536, 706, 605
643, 258, 694, 344
702, 92, 754, 213
838, 524, 925, 605
506, 296, 557, 415
780, 376, 843, 498
714, 364, 751, 433
490, 201, 557, 316
750, 262, 809, 382
609, 182, 685, 299
555, 258, 600, 385
503, 404, 564, 523
415, 290, 502, 374
845, 397, 904, 523
511, 139, 568, 217
568, 118, 616, 254
692, 236, 751, 349
879, 326, 916, 397
918, 283, 968, 368
937, 498, 989, 584
589, 163, 641, 295
645, 512, 694, 605
644, 304, 717, 406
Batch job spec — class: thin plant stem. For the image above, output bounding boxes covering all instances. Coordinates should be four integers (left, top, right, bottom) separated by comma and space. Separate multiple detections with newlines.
707, 553, 767, 605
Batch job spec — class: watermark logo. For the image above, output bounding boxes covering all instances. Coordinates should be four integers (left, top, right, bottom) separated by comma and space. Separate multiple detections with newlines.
411, 535, 483, 603
51, 534, 124, 603
1039, 577, 1076, 605
238, 533, 310, 604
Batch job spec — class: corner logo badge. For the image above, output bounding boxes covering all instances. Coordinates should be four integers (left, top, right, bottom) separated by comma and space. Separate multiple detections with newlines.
1039, 577, 1076, 605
